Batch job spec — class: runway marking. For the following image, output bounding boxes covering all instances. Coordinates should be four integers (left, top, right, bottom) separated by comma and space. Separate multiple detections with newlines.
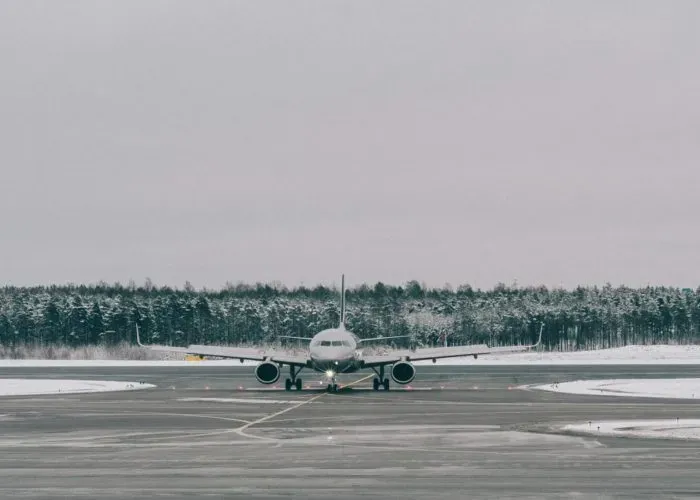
339, 373, 374, 390
4, 411, 257, 446
152, 375, 377, 443
234, 394, 327, 441
234, 374, 374, 441
178, 397, 297, 404
268, 412, 517, 424
115, 411, 252, 425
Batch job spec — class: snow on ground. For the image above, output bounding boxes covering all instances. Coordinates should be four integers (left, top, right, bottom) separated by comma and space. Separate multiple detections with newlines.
533, 378, 700, 399
0, 379, 156, 397
540, 378, 700, 441
1, 344, 700, 367
0, 359, 260, 367
416, 344, 700, 365
563, 419, 700, 441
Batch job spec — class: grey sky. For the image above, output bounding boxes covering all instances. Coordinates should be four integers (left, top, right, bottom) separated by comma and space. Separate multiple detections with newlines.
1, 1, 699, 291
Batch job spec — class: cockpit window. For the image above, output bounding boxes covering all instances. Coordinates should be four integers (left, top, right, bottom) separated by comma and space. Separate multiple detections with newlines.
316, 339, 351, 347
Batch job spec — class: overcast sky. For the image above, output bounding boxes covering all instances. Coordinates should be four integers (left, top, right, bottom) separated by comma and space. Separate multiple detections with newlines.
1, 1, 699, 291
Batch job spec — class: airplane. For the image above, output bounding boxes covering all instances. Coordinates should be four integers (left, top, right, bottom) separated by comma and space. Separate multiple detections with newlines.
136, 275, 543, 392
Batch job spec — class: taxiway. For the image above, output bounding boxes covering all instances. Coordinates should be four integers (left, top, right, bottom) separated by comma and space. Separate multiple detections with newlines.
1, 365, 700, 499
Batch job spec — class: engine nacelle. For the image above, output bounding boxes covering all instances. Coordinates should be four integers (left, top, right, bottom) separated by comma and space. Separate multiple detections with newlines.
255, 361, 281, 384
391, 361, 416, 385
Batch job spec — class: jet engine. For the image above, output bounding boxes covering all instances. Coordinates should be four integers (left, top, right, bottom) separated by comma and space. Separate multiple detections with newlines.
391, 361, 416, 384
255, 361, 281, 384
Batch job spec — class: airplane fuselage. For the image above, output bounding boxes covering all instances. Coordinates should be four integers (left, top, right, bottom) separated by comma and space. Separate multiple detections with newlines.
307, 326, 363, 375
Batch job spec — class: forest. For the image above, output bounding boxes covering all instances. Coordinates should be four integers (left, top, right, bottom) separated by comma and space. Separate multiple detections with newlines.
1, 280, 699, 358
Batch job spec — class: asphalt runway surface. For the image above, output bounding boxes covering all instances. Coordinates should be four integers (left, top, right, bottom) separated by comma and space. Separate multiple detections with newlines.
2, 365, 700, 499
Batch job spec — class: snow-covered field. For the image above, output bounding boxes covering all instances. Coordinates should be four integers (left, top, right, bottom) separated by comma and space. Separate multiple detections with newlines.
1, 344, 700, 366
533, 378, 700, 399
417, 344, 700, 365
0, 379, 156, 397
0, 359, 258, 367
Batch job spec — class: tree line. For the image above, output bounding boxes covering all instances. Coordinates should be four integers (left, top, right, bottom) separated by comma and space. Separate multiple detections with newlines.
1, 280, 699, 351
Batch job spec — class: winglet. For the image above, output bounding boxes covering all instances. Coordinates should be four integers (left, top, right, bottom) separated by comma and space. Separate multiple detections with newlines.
135, 324, 144, 347
531, 322, 544, 349
339, 274, 346, 328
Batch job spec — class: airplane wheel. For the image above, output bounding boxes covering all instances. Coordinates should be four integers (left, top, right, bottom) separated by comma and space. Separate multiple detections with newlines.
383, 378, 390, 391
333, 384, 339, 392
285, 378, 292, 391
326, 384, 333, 392
373, 378, 380, 391
295, 378, 302, 391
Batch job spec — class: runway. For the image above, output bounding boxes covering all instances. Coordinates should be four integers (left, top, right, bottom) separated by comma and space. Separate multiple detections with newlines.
2, 365, 700, 499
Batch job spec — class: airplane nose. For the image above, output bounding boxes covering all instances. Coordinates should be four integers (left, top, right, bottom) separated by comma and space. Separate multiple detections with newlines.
310, 347, 353, 363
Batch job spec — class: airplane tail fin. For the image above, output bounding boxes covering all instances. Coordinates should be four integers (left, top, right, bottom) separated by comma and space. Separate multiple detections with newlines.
340, 274, 346, 328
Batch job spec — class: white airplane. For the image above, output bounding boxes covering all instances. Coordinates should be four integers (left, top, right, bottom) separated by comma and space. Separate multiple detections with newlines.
136, 275, 542, 392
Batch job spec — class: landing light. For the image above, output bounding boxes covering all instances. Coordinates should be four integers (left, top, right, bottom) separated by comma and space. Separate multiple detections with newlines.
325, 370, 335, 378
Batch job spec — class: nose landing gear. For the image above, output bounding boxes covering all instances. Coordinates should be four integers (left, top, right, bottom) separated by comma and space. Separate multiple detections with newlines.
323, 368, 339, 392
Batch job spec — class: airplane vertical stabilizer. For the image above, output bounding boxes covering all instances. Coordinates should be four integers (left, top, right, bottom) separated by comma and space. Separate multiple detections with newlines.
340, 274, 346, 328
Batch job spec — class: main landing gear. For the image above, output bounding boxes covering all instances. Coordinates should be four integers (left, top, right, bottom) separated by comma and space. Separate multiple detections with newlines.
284, 366, 304, 391
371, 366, 390, 391
372, 377, 390, 391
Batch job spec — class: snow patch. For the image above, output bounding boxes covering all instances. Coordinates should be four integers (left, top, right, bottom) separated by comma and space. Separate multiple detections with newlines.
533, 378, 700, 399
563, 419, 700, 441
0, 379, 156, 397
542, 377, 700, 441
0, 359, 258, 367
416, 344, 700, 365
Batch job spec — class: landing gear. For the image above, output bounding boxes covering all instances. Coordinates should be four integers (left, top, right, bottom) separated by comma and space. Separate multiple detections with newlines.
372, 377, 390, 391
284, 366, 304, 391
371, 366, 390, 391
326, 374, 339, 393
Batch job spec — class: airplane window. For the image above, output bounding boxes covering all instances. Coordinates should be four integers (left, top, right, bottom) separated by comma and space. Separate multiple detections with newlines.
342, 340, 351, 347
331, 340, 343, 346
320, 341, 332, 346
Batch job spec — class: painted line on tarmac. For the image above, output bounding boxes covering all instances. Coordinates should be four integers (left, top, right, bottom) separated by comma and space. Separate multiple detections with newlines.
338, 373, 375, 391
178, 397, 296, 404
234, 394, 327, 441
104, 411, 256, 443
234, 374, 374, 441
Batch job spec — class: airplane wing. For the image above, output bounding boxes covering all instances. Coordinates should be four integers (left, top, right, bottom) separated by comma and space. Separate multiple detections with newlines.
135, 326, 310, 367
361, 324, 543, 368
356, 335, 411, 344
